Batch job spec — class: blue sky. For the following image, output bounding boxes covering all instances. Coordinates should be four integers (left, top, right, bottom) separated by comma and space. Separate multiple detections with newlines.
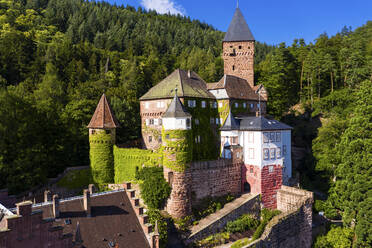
104, 0, 372, 45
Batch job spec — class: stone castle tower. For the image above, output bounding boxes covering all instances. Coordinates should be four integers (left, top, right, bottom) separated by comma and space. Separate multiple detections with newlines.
161, 92, 193, 218
87, 94, 120, 185
222, 7, 255, 87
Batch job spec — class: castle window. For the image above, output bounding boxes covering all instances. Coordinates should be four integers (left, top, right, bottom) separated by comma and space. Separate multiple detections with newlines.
188, 100, 196, 108
186, 118, 191, 128
283, 145, 287, 155
263, 149, 269, 160
232, 137, 238, 144
235, 102, 239, 108
159, 119, 162, 125
216, 118, 220, 125
210, 118, 215, 124
213, 102, 218, 108
230, 45, 233, 48
198, 135, 201, 143
145, 102, 149, 109
145, 119, 149, 126
273, 180, 276, 186
218, 102, 223, 108
248, 46, 251, 50
166, 134, 170, 140
269, 166, 274, 173
248, 132, 254, 143
250, 103, 254, 109
157, 101, 165, 108
201, 101, 206, 108
276, 132, 281, 142
277, 147, 281, 158
149, 136, 152, 143
232, 65, 235, 71
263, 132, 269, 143
239, 45, 242, 49
270, 148, 276, 159
195, 119, 199, 125
149, 119, 154, 125
250, 167, 253, 173
269, 132, 275, 142
249, 148, 254, 159
154, 119, 159, 125
243, 103, 247, 108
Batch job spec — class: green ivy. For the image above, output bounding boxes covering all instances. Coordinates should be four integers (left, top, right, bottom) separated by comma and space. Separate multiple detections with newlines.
135, 166, 171, 209
225, 214, 259, 233
114, 146, 162, 183
184, 98, 219, 161
146, 209, 169, 248
89, 131, 114, 185
161, 129, 193, 172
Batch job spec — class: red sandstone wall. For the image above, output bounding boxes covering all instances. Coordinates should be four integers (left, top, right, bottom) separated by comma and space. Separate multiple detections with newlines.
163, 167, 192, 219
190, 160, 241, 200
260, 165, 282, 209
242, 164, 261, 195
223, 41, 255, 87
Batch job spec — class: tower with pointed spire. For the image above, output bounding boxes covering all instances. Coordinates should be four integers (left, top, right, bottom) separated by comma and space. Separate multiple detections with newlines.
161, 91, 193, 218
223, 6, 255, 87
87, 94, 120, 186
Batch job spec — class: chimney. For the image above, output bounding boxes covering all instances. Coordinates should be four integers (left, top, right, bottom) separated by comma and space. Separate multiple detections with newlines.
83, 189, 91, 217
16, 201, 32, 216
52, 194, 60, 218
44, 190, 51, 202
88, 184, 95, 195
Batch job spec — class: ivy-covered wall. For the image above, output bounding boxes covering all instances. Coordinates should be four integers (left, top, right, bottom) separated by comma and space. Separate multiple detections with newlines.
113, 146, 162, 183
89, 130, 115, 185
161, 129, 193, 172
184, 97, 219, 161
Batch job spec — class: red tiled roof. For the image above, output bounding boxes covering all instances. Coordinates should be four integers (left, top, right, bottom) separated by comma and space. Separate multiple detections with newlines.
34, 191, 150, 248
87, 94, 120, 129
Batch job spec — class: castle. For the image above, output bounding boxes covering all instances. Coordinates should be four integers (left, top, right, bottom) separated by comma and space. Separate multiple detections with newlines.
87, 7, 293, 219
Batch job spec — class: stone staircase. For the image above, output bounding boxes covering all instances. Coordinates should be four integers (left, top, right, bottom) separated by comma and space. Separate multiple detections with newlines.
189, 193, 260, 242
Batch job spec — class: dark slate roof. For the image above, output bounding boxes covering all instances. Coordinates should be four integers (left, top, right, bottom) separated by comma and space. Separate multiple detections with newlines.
140, 69, 215, 100
223, 8, 255, 42
238, 116, 292, 131
207, 75, 267, 101
221, 111, 240, 131
87, 94, 120, 129
34, 191, 150, 248
163, 93, 191, 118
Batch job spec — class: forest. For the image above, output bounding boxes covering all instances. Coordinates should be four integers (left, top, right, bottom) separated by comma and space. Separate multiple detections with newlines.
0, 0, 371, 247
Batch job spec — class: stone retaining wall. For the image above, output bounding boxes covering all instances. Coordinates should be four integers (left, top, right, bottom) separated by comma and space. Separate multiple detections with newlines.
244, 187, 313, 248
187, 194, 260, 243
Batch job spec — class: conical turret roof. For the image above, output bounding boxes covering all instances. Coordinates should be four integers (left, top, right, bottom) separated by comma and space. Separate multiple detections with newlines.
223, 8, 255, 42
87, 94, 120, 129
163, 91, 191, 118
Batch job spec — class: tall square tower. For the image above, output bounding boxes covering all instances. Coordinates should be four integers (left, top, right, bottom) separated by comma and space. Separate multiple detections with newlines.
223, 8, 255, 87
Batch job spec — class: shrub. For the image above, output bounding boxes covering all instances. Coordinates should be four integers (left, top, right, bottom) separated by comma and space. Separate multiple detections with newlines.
225, 214, 259, 233
231, 238, 250, 248
136, 166, 171, 209
197, 232, 230, 248
57, 168, 93, 190
252, 208, 281, 240
146, 209, 168, 248
192, 194, 235, 221
313, 226, 354, 248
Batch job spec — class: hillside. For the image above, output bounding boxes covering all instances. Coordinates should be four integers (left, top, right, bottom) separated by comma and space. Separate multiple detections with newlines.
0, 1, 371, 246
